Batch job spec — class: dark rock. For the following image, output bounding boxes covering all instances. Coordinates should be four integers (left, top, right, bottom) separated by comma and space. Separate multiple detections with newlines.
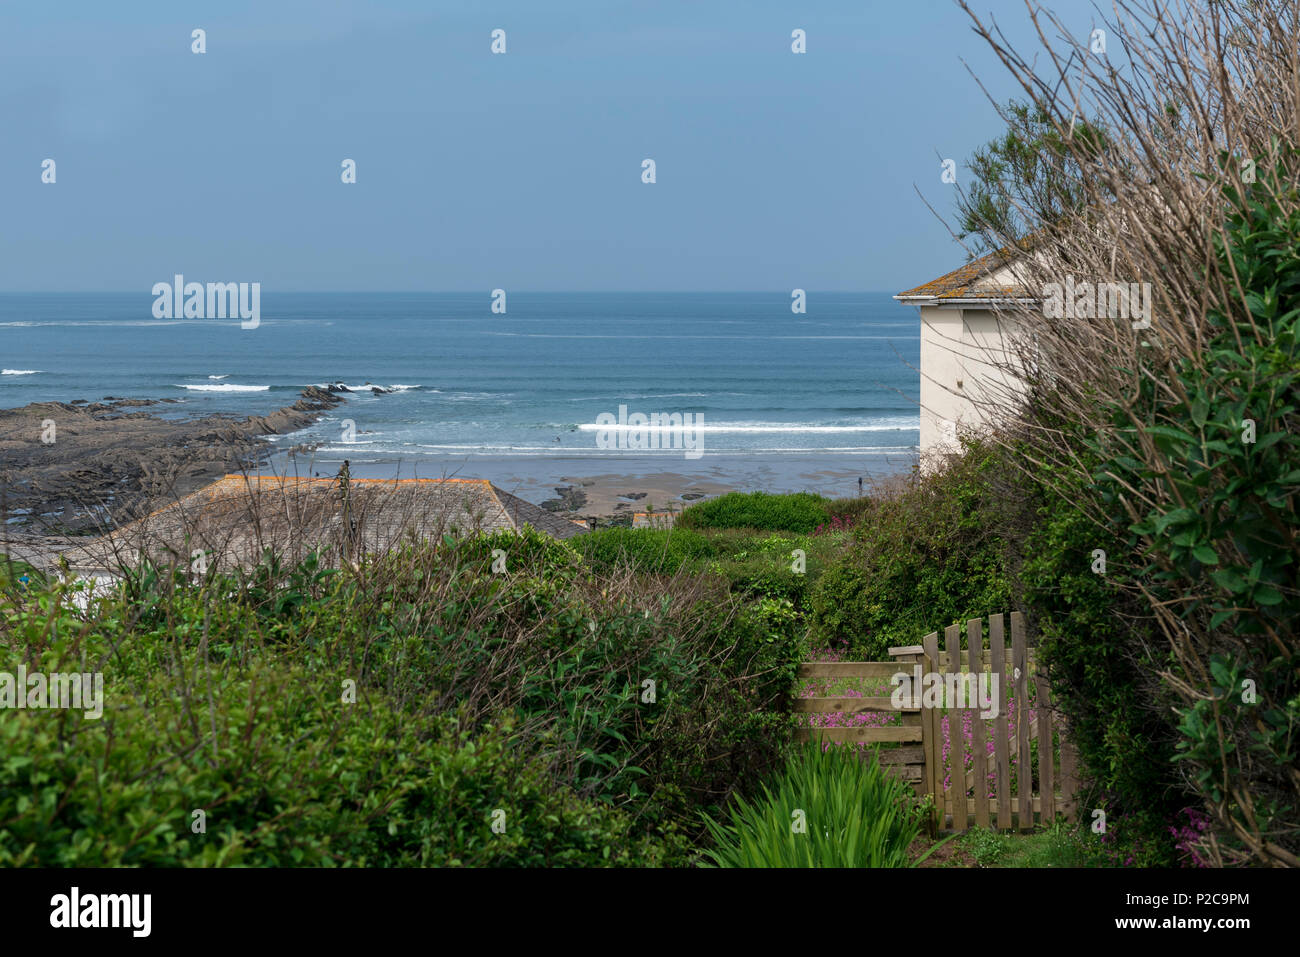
0, 386, 350, 535
538, 484, 587, 513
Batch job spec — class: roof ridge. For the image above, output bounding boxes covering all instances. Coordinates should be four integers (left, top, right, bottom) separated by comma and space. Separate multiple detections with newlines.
479, 481, 512, 530
894, 232, 1047, 302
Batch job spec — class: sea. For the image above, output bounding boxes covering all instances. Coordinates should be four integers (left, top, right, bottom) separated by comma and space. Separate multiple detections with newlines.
0, 292, 919, 499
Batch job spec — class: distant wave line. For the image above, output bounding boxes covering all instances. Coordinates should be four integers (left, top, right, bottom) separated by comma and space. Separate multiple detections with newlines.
308, 445, 919, 456
175, 383, 271, 392
576, 423, 915, 433
485, 333, 915, 340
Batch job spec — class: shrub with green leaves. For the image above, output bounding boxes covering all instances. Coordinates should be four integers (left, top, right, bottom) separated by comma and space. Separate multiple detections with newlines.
575, 527, 714, 574
701, 743, 924, 867
0, 609, 662, 867
0, 525, 800, 866
678, 491, 830, 533
1019, 457, 1186, 867
807, 446, 1015, 659
1079, 153, 1300, 864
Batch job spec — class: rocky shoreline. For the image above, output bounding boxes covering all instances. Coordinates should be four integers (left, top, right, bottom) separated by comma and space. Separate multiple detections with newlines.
536, 477, 720, 528
0, 386, 346, 535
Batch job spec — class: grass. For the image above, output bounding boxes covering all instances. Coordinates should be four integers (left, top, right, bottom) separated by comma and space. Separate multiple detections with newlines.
678, 491, 832, 534
701, 742, 926, 867
915, 820, 1094, 867
0, 552, 44, 590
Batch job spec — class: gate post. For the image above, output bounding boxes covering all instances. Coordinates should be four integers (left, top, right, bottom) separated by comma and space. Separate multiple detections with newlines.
921, 630, 941, 834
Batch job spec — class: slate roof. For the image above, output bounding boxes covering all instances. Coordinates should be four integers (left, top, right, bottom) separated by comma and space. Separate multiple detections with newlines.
631, 511, 676, 529
894, 240, 1042, 303
57, 473, 586, 574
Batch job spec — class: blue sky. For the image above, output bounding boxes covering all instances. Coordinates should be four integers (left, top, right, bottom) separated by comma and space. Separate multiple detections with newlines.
1, 0, 1106, 291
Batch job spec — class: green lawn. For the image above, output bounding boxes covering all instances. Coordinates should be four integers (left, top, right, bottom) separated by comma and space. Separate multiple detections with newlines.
915, 820, 1096, 867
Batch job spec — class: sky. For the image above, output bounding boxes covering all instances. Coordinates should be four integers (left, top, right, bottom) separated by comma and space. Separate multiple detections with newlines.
0, 0, 1110, 292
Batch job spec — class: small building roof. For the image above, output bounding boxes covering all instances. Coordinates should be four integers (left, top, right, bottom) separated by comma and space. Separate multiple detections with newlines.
57, 473, 586, 574
631, 511, 676, 528
894, 242, 1042, 306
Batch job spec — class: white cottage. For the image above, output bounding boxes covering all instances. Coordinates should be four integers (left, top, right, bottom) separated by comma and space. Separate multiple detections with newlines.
894, 247, 1039, 466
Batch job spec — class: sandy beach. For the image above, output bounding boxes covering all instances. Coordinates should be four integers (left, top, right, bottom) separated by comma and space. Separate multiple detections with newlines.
0, 388, 913, 555
308, 453, 910, 524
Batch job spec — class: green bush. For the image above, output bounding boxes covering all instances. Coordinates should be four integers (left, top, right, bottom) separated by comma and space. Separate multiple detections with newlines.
824, 495, 877, 527
0, 611, 663, 866
1080, 154, 1300, 863
678, 492, 830, 534
0, 526, 800, 865
699, 531, 836, 610
1019, 459, 1186, 867
807, 446, 1015, 658
701, 743, 924, 867
575, 527, 715, 574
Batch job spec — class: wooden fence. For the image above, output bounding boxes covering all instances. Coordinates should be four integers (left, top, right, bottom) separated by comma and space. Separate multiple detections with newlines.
794, 612, 1079, 832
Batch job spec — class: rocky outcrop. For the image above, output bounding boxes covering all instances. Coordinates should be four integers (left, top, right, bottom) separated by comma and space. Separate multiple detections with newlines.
0, 388, 345, 534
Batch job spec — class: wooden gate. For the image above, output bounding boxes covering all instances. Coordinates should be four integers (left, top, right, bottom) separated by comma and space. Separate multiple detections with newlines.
794, 612, 1079, 833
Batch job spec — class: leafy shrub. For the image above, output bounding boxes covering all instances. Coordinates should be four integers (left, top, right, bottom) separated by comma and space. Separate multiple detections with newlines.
575, 527, 714, 574
0, 627, 663, 866
698, 531, 832, 609
678, 492, 830, 534
1073, 156, 1300, 864
724, 597, 806, 702
454, 526, 583, 580
824, 495, 877, 527
807, 446, 1015, 659
1019, 462, 1186, 867
0, 527, 800, 865
701, 743, 924, 867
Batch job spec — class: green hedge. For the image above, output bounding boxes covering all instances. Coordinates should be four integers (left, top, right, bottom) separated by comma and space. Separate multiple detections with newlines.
807, 447, 1014, 659
1019, 459, 1185, 866
0, 527, 802, 865
678, 492, 830, 534
574, 527, 715, 574
0, 638, 659, 866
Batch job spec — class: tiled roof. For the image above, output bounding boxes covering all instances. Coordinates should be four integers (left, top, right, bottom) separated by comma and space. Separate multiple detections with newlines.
58, 473, 586, 573
631, 511, 676, 528
894, 242, 1039, 302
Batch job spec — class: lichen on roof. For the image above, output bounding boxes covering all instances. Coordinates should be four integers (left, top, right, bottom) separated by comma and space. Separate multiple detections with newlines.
895, 236, 1042, 301
58, 473, 586, 574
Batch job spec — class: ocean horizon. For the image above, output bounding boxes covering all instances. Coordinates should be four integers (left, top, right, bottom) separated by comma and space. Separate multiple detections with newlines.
0, 291, 919, 497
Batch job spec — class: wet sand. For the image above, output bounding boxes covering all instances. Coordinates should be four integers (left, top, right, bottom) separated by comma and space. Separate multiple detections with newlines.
1, 386, 916, 549
330, 452, 914, 521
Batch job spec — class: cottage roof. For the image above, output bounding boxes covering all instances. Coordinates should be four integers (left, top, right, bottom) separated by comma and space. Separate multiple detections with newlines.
58, 473, 586, 574
894, 240, 1043, 305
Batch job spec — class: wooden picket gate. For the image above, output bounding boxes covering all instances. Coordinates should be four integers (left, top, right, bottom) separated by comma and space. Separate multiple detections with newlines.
794, 612, 1079, 833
